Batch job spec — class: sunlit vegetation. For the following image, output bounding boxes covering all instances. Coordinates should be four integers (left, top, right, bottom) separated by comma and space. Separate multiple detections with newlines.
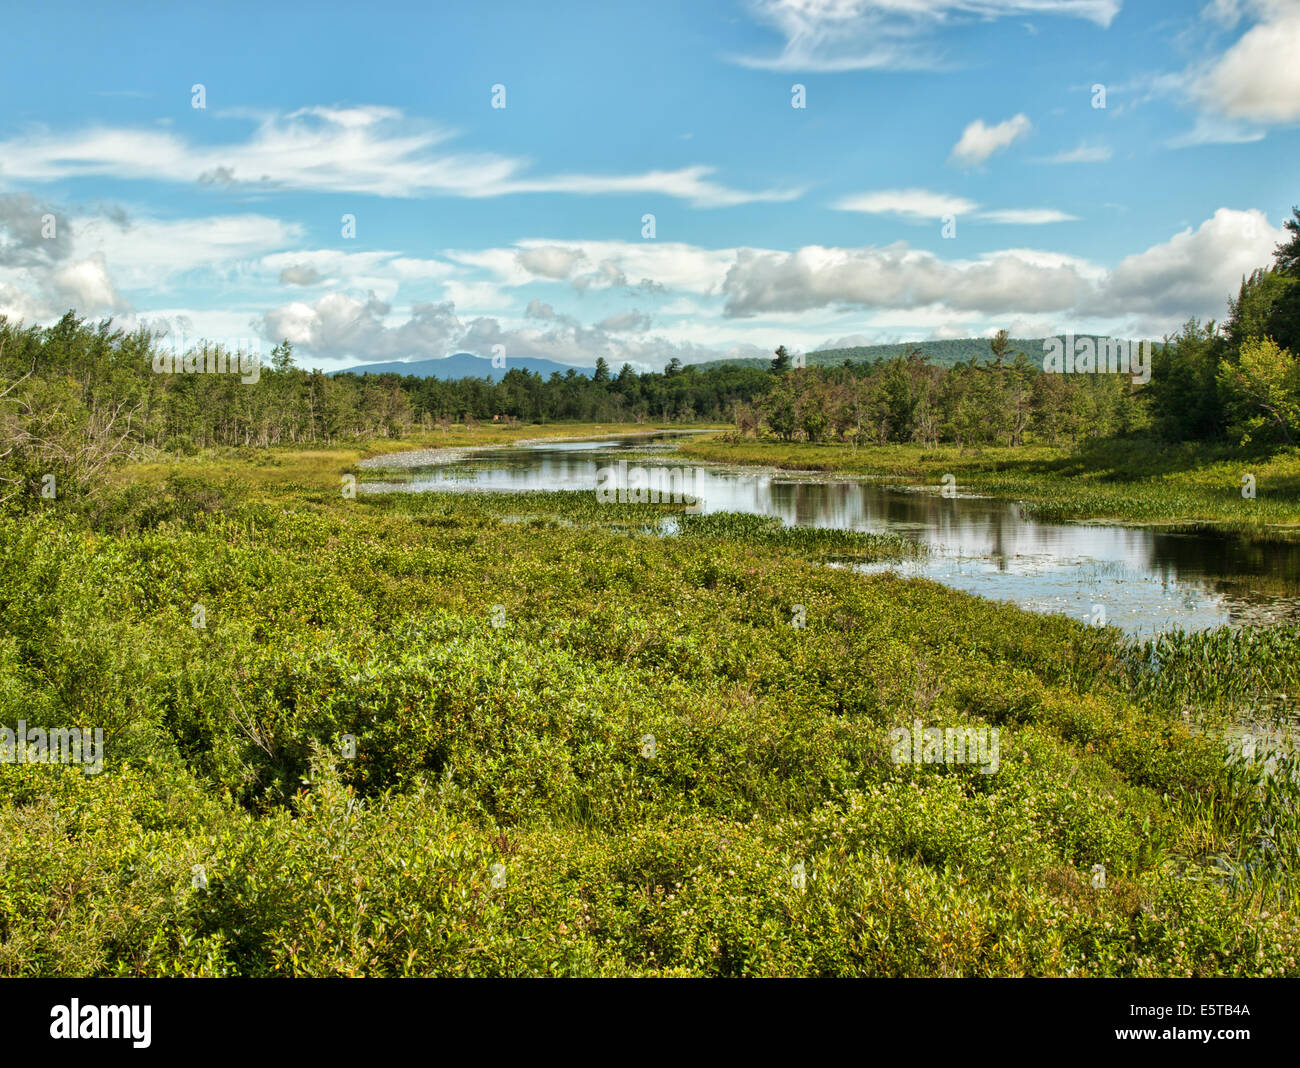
0, 439, 1297, 976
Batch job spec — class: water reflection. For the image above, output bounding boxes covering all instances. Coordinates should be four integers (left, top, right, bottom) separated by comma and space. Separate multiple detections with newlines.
364, 433, 1300, 636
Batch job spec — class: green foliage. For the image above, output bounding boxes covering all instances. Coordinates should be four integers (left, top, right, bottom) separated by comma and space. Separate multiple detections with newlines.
1, 452, 1297, 975
1219, 336, 1300, 446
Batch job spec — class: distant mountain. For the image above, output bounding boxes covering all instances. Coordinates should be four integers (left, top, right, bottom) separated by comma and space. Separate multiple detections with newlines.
330, 352, 587, 381
690, 337, 1144, 372
332, 337, 1164, 381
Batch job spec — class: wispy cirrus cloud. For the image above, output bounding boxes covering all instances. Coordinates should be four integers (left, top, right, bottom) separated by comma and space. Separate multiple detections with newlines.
976, 208, 1077, 224
1165, 115, 1266, 147
1035, 142, 1113, 163
0, 106, 801, 208
730, 0, 1119, 72
833, 189, 977, 219
833, 188, 1074, 224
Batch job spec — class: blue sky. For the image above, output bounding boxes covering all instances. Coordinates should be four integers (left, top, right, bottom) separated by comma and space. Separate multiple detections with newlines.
0, 0, 1297, 371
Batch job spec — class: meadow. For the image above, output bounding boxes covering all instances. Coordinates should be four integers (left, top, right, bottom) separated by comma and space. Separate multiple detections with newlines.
1, 424, 1297, 977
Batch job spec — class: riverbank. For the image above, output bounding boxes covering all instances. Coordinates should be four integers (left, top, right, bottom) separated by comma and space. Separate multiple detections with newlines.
674, 436, 1300, 532
118, 422, 718, 499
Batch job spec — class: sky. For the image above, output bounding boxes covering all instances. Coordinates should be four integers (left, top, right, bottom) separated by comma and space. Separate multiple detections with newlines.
0, 0, 1297, 373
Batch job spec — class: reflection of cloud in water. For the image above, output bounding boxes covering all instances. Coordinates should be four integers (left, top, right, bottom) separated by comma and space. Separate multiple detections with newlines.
850, 554, 1231, 636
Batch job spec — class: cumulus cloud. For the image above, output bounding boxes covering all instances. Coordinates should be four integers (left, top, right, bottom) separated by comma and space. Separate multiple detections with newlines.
721, 243, 1093, 318
948, 114, 1032, 167
50, 253, 127, 313
0, 193, 72, 265
1196, 1, 1300, 121
483, 240, 740, 295
0, 197, 136, 319
1092, 207, 1281, 316
257, 291, 722, 372
262, 293, 462, 362
0, 282, 45, 323
516, 245, 588, 279
719, 208, 1282, 326
572, 260, 628, 292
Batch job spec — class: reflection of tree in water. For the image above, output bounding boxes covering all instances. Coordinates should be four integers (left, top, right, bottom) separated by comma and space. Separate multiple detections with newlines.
1149, 530, 1300, 585
704, 477, 1300, 615
400, 438, 1300, 628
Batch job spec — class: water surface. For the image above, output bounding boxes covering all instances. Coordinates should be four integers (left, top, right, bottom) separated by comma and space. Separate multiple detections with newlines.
364, 432, 1300, 636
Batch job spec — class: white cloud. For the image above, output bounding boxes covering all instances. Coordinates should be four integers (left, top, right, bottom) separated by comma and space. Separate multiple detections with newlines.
976, 208, 1077, 224
1196, 3, 1300, 122
1164, 115, 1267, 146
72, 214, 303, 289
0, 282, 43, 323
0, 107, 799, 208
51, 253, 126, 313
1037, 142, 1113, 163
440, 279, 509, 312
516, 246, 589, 279
472, 240, 737, 295
834, 189, 977, 219
732, 0, 1119, 72
257, 290, 725, 371
948, 114, 1032, 167
659, 296, 706, 316
1203, 0, 1244, 28
2, 204, 295, 320
722, 242, 1093, 317
719, 208, 1282, 327
1094, 206, 1281, 315
259, 248, 457, 302
834, 189, 1074, 224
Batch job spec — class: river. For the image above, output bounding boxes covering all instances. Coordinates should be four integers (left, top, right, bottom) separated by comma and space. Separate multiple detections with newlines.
362, 431, 1300, 636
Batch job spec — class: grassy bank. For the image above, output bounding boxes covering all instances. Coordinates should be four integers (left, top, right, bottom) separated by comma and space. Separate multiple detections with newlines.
0, 442, 1297, 977
123, 422, 708, 496
675, 436, 1300, 531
